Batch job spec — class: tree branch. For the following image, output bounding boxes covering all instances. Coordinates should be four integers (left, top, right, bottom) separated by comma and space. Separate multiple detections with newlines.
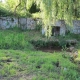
14, 0, 21, 16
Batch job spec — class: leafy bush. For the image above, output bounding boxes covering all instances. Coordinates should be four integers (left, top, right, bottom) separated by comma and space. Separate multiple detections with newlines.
59, 39, 68, 51
35, 19, 42, 31
30, 40, 60, 49
0, 6, 13, 17
30, 39, 77, 50
35, 23, 42, 31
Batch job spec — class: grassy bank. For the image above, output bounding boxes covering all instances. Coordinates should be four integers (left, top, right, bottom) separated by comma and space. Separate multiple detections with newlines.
0, 50, 80, 80
0, 29, 80, 80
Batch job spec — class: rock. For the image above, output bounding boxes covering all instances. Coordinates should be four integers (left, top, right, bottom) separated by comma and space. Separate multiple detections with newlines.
68, 46, 75, 52
70, 50, 78, 58
74, 58, 80, 64
69, 50, 78, 63
63, 67, 67, 71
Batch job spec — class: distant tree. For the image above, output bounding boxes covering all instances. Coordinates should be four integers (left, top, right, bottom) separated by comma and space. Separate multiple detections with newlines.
5, 0, 28, 16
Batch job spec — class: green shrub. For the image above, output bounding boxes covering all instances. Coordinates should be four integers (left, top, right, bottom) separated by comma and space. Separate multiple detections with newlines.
30, 40, 60, 49
30, 40, 45, 49
0, 6, 13, 17
30, 39, 77, 50
59, 39, 67, 51
35, 22, 42, 31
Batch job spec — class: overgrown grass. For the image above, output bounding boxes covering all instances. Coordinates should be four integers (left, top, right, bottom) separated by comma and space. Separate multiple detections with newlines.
0, 29, 80, 50
0, 50, 80, 80
0, 29, 80, 80
0, 30, 34, 50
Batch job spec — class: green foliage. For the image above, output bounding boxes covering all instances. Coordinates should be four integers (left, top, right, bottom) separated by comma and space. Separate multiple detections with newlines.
35, 22, 42, 31
27, 0, 80, 37
32, 12, 41, 18
66, 33, 80, 41
30, 39, 75, 49
0, 0, 32, 17
30, 40, 62, 49
0, 6, 13, 17
59, 38, 67, 49
0, 30, 79, 51
29, 3, 40, 13
0, 30, 33, 50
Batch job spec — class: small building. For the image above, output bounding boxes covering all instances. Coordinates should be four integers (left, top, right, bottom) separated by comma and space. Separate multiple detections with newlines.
52, 20, 66, 36
42, 20, 80, 36
42, 20, 66, 36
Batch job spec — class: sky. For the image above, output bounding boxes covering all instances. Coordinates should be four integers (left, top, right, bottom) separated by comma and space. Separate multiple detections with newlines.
0, 0, 5, 3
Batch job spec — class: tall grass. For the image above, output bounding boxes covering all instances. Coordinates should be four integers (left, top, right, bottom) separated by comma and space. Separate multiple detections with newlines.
0, 31, 33, 50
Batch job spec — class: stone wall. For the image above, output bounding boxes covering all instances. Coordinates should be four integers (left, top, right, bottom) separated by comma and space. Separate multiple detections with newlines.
0, 17, 36, 30
0, 17, 18, 29
27, 18, 36, 29
73, 20, 80, 34
0, 17, 80, 35
55, 20, 80, 35
42, 20, 66, 36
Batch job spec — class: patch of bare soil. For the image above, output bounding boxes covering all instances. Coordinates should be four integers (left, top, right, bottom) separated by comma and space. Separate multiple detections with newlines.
39, 47, 62, 53
9, 74, 36, 80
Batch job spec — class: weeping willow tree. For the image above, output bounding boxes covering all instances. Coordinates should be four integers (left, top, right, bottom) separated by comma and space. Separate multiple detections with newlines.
26, 0, 80, 37
5, 0, 80, 37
